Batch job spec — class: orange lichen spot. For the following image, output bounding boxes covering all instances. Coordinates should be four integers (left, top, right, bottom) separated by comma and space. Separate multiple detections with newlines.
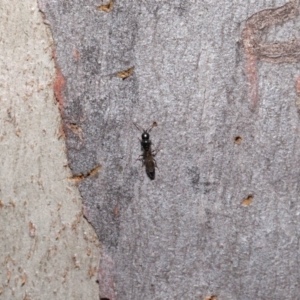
242, 195, 253, 206
205, 295, 218, 300
117, 66, 134, 79
69, 165, 102, 183
97, 0, 114, 12
0, 200, 3, 208
89, 165, 102, 176
234, 136, 242, 144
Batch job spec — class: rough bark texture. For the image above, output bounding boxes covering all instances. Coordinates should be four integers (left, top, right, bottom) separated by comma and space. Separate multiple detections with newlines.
39, 0, 300, 299
0, 0, 100, 299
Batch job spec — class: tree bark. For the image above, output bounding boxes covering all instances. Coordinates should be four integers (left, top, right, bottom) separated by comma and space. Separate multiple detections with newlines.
0, 0, 100, 299
39, 0, 300, 299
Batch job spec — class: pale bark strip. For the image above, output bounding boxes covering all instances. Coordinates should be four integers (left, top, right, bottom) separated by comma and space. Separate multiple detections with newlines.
0, 1, 100, 299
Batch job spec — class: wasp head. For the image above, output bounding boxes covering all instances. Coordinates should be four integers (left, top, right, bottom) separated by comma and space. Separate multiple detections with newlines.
142, 132, 149, 141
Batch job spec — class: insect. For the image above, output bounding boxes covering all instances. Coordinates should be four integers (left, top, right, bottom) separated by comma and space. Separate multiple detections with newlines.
134, 122, 158, 180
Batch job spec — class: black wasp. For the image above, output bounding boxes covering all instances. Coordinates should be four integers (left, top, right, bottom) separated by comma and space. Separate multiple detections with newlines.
134, 122, 158, 180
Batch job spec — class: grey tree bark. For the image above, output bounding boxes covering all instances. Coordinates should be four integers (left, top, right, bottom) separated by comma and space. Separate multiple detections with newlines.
37, 0, 300, 299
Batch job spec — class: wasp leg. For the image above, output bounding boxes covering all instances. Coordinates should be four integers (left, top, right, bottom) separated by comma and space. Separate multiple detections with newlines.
136, 155, 145, 167
152, 157, 158, 169
152, 148, 161, 157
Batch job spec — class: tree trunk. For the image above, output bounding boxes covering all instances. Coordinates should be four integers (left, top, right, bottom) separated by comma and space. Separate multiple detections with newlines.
39, 0, 300, 299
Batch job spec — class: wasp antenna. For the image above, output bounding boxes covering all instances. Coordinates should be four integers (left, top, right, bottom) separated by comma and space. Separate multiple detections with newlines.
133, 122, 144, 132
146, 121, 157, 133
